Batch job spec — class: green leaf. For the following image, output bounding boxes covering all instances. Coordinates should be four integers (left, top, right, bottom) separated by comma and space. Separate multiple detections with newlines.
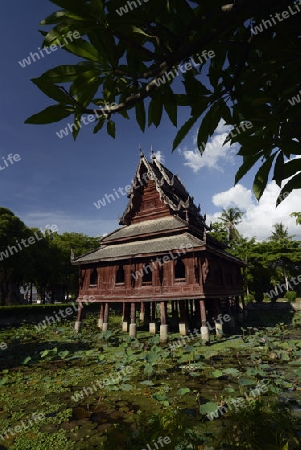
162, 83, 177, 127
139, 380, 154, 386
107, 120, 116, 138
25, 105, 73, 124
41, 63, 101, 83
282, 158, 301, 181
277, 172, 301, 205
224, 387, 236, 393
22, 356, 32, 365
235, 153, 263, 184
184, 345, 195, 353
253, 155, 276, 200
46, 0, 97, 20
199, 402, 218, 415
172, 116, 198, 151
223, 368, 240, 377
144, 364, 154, 377
31, 78, 76, 104
177, 387, 191, 396
239, 378, 255, 386
72, 112, 82, 140
211, 369, 223, 378
152, 393, 168, 402
120, 383, 133, 391
70, 71, 102, 107
273, 152, 284, 186
58, 350, 70, 359
135, 101, 146, 132
196, 102, 223, 153
43, 28, 100, 62
148, 92, 163, 127
0, 376, 9, 386
93, 117, 106, 133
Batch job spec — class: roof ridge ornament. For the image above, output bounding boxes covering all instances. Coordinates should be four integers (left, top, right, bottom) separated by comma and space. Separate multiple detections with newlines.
139, 145, 144, 158
153, 154, 172, 184
151, 146, 156, 159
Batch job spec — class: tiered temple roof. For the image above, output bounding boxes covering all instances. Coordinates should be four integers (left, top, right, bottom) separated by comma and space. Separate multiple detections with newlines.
73, 151, 240, 266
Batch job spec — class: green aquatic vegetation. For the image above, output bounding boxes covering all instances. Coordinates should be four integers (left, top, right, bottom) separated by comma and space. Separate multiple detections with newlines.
216, 399, 301, 450
0, 312, 301, 448
10, 428, 74, 450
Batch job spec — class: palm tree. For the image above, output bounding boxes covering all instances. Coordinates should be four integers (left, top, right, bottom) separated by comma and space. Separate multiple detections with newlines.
269, 222, 294, 292
219, 207, 244, 242
290, 212, 301, 225
269, 222, 290, 242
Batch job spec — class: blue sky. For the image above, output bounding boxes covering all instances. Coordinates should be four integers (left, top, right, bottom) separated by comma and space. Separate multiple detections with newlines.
1, 0, 300, 241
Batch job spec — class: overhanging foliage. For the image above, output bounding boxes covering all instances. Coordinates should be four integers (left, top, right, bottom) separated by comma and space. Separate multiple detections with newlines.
26, 0, 301, 204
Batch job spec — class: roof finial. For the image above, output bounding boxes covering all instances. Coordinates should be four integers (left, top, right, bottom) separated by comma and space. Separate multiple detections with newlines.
151, 145, 156, 159
139, 144, 144, 158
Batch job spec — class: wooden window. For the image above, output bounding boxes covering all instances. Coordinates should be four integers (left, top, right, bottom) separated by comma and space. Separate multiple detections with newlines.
175, 259, 186, 281
116, 265, 125, 284
142, 263, 152, 284
89, 268, 98, 286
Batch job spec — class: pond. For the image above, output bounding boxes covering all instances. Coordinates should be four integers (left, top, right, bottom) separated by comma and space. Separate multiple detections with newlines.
0, 311, 301, 449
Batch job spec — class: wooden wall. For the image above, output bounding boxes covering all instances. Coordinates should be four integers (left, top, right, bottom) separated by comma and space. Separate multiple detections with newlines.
78, 252, 244, 302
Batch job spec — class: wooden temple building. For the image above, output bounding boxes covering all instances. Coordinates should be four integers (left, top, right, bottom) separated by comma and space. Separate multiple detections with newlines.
72, 151, 245, 342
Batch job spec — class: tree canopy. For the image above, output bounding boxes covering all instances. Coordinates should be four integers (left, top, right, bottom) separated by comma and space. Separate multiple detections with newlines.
210, 216, 301, 301
25, 0, 301, 204
0, 207, 99, 305
291, 212, 301, 225
219, 207, 244, 242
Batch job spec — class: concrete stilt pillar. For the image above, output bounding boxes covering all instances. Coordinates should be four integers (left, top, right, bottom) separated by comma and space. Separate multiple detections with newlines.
129, 302, 136, 337
179, 301, 188, 335
98, 303, 104, 330
214, 298, 223, 337
140, 302, 145, 324
215, 322, 223, 337
160, 324, 168, 343
179, 322, 188, 336
122, 303, 130, 332
200, 299, 210, 343
75, 321, 82, 332
75, 301, 83, 333
149, 322, 156, 334
103, 302, 109, 331
160, 301, 168, 342
129, 323, 137, 338
201, 326, 210, 342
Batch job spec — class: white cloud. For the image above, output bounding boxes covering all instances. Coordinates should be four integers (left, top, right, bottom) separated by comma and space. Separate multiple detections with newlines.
19, 211, 118, 237
180, 120, 236, 172
208, 181, 301, 241
151, 150, 165, 164
212, 184, 254, 210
